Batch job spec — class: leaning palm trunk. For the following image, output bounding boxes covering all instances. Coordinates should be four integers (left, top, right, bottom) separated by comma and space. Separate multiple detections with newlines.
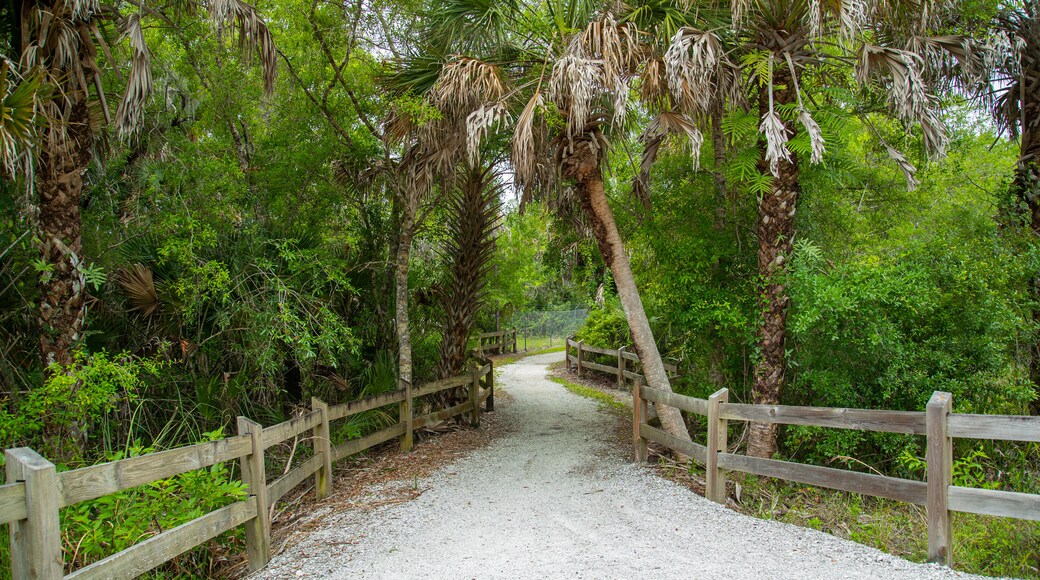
748, 67, 800, 459
38, 96, 93, 369
561, 128, 690, 443
436, 165, 498, 382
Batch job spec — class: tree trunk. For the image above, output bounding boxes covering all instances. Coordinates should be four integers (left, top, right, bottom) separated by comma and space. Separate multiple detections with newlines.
748, 67, 800, 459
395, 202, 416, 389
437, 165, 498, 380
561, 129, 690, 443
1013, 68, 1040, 407
38, 97, 93, 369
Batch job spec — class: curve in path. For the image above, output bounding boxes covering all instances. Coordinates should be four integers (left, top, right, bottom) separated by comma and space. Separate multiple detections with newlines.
257, 352, 975, 579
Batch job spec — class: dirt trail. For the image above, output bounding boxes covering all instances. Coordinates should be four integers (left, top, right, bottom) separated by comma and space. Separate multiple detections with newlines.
256, 352, 976, 579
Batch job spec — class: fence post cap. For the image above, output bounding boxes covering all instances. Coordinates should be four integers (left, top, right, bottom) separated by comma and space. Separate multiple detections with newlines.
4, 447, 54, 470
927, 392, 952, 408
709, 388, 729, 401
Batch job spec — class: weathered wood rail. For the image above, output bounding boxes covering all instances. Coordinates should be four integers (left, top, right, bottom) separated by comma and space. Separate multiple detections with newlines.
476, 329, 517, 355
1, 361, 495, 579
632, 383, 1040, 568
565, 337, 678, 388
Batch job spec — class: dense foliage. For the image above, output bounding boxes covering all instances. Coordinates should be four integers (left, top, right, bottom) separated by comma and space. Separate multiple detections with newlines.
0, 0, 1038, 576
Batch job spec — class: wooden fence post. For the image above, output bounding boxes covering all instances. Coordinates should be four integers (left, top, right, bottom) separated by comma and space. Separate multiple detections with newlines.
237, 417, 270, 572
577, 340, 585, 378
469, 365, 481, 427
632, 379, 648, 462
706, 388, 730, 504
617, 346, 627, 389
565, 338, 571, 371
311, 398, 333, 500
5, 448, 62, 579
485, 360, 495, 412
926, 391, 953, 566
400, 379, 413, 452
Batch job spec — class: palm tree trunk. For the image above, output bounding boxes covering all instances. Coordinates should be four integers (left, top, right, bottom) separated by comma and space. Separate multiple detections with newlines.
1014, 86, 1040, 407
38, 97, 93, 369
748, 67, 800, 459
572, 158, 690, 443
437, 165, 497, 380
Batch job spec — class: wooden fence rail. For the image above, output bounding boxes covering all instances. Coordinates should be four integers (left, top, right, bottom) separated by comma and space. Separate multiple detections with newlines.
564, 337, 679, 386
632, 383, 1040, 568
2, 361, 495, 579
476, 329, 517, 356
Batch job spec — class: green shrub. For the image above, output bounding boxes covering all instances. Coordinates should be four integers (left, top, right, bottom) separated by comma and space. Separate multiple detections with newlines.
0, 350, 162, 463
59, 429, 244, 577
576, 302, 629, 348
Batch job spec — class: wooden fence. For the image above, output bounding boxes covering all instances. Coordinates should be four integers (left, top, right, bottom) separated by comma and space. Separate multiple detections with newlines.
565, 337, 679, 388
632, 383, 1040, 567
1, 361, 494, 579
476, 329, 517, 356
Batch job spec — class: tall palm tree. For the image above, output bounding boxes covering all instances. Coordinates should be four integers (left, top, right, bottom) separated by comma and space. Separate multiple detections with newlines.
415, 0, 700, 442
7, 0, 276, 370
436, 162, 501, 380
990, 0, 1040, 396
662, 0, 980, 456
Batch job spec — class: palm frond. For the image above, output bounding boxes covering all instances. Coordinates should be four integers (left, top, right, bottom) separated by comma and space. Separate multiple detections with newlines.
466, 102, 511, 164
549, 39, 603, 137
0, 63, 44, 179
664, 27, 721, 114
115, 14, 153, 137
633, 111, 703, 207
431, 57, 506, 117
512, 90, 546, 192
207, 0, 278, 94
116, 263, 161, 317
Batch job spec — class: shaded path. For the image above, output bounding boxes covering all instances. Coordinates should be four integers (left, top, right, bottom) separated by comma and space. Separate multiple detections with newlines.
256, 352, 975, 579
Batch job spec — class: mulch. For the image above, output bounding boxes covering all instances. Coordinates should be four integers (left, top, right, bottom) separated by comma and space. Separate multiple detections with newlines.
226, 392, 511, 577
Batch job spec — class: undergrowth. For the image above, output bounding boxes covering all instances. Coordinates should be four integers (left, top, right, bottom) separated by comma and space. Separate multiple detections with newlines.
728, 474, 1040, 578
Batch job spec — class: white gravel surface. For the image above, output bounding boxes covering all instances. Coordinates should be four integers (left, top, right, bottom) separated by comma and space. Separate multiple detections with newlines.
255, 352, 980, 579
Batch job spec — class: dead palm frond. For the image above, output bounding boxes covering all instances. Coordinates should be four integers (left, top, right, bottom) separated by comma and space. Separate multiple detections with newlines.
988, 1, 1039, 140
116, 263, 161, 317
856, 44, 946, 156
431, 58, 506, 116
549, 39, 604, 137
115, 14, 152, 137
633, 111, 703, 207
511, 90, 544, 190
664, 27, 722, 114
466, 102, 511, 164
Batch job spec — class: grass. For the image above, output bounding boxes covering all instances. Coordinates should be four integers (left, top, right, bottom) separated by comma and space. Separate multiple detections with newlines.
549, 376, 628, 415
515, 335, 567, 351
719, 472, 1040, 578
494, 345, 565, 366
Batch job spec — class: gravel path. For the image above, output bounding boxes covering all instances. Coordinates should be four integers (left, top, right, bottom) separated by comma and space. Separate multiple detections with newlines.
256, 352, 979, 579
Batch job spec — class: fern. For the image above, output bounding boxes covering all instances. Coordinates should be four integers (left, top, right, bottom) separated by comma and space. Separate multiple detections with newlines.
747, 172, 775, 197
722, 108, 758, 147
725, 147, 761, 184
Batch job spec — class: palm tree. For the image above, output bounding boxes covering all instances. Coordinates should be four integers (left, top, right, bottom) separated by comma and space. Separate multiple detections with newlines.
436, 162, 501, 380
661, 0, 980, 456
6, 0, 276, 370
410, 1, 699, 442
990, 0, 1040, 395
